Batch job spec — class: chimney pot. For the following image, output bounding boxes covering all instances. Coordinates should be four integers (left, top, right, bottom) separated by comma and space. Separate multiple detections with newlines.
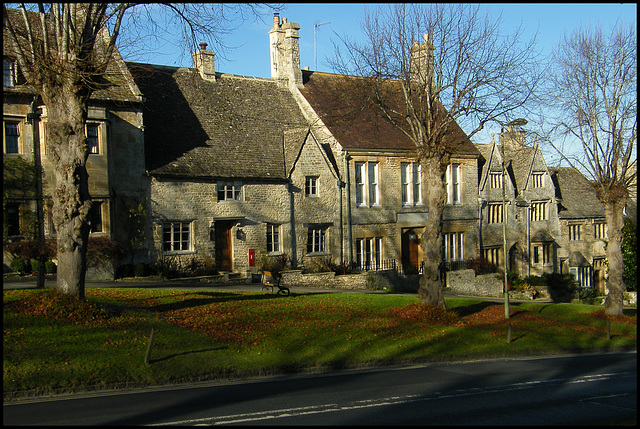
273, 12, 280, 27
199, 42, 208, 51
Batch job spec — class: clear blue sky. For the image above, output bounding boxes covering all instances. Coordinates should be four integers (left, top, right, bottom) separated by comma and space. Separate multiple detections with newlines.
121, 3, 636, 153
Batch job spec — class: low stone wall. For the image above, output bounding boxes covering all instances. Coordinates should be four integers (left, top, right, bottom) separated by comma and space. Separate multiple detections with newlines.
280, 269, 419, 292
446, 269, 503, 298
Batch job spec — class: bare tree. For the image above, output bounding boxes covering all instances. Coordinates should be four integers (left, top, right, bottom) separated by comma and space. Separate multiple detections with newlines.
330, 4, 543, 307
3, 3, 278, 298
541, 23, 637, 315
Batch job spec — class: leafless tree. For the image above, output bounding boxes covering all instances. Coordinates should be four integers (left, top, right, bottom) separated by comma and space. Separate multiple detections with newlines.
3, 3, 278, 298
541, 23, 637, 315
330, 4, 544, 307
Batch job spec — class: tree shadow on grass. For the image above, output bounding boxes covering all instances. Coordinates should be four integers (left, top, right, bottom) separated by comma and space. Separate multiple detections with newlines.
134, 291, 285, 313
450, 301, 499, 318
150, 346, 227, 364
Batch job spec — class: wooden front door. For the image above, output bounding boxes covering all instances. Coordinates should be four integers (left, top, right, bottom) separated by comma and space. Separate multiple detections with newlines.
215, 220, 233, 271
402, 229, 420, 273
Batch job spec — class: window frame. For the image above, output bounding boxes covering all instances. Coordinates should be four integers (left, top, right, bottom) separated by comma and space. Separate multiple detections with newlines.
444, 231, 464, 262
4, 120, 20, 154
490, 172, 503, 189
354, 161, 379, 207
446, 163, 462, 205
401, 162, 422, 206
487, 202, 504, 224
86, 122, 100, 155
355, 236, 383, 270
530, 201, 548, 221
594, 221, 607, 239
569, 224, 582, 241
161, 221, 192, 254
305, 176, 318, 197
89, 201, 104, 233
217, 182, 243, 202
3, 58, 15, 87
306, 226, 327, 254
266, 223, 281, 254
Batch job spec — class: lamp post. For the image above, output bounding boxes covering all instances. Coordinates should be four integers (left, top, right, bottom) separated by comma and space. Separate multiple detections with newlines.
314, 22, 330, 70
499, 118, 528, 320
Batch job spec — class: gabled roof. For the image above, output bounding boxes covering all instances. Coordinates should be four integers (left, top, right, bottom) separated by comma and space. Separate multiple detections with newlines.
549, 167, 606, 219
128, 63, 308, 180
299, 70, 479, 156
3, 8, 141, 103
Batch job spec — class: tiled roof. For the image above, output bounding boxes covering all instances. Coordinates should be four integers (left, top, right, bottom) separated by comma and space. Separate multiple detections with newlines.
128, 63, 308, 180
549, 167, 605, 219
299, 71, 479, 156
3, 8, 141, 103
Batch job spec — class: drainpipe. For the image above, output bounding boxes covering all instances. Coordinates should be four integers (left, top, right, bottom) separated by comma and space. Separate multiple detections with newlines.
288, 180, 297, 268
344, 151, 353, 266
338, 179, 345, 264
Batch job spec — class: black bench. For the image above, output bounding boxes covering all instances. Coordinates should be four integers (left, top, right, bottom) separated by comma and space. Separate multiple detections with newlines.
260, 271, 290, 295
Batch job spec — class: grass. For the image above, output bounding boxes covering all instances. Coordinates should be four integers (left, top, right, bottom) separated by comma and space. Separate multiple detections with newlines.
3, 288, 636, 398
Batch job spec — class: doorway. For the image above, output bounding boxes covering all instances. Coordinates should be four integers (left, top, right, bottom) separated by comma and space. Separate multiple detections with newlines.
401, 229, 421, 273
215, 220, 234, 271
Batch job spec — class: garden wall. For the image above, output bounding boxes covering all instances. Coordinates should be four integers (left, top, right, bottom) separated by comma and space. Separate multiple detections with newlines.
446, 269, 503, 298
280, 270, 420, 292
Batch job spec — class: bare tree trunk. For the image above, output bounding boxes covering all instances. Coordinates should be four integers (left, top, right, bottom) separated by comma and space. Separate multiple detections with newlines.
603, 198, 627, 315
45, 88, 92, 299
418, 156, 446, 309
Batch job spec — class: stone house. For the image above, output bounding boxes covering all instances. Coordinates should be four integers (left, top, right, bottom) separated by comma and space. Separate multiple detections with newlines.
3, 9, 146, 270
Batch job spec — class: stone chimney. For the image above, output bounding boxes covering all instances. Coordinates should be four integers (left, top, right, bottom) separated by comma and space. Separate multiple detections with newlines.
409, 33, 435, 92
269, 13, 303, 88
192, 42, 216, 81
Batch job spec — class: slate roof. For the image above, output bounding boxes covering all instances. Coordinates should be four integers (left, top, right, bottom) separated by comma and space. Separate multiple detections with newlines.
128, 63, 309, 180
548, 167, 606, 219
299, 71, 479, 156
3, 8, 141, 103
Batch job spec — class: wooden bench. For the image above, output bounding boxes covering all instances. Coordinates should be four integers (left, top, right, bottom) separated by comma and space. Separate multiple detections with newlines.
260, 271, 290, 295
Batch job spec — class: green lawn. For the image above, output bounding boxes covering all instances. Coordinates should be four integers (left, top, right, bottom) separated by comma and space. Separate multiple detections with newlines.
3, 288, 636, 398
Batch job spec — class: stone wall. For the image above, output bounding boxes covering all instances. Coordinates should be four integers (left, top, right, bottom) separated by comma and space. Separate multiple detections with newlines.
280, 269, 419, 292
446, 269, 503, 297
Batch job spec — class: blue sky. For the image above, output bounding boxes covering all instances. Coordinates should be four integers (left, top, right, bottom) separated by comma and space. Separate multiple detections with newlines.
121, 3, 636, 153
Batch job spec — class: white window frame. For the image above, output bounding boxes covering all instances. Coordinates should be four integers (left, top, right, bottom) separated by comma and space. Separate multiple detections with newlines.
307, 226, 327, 254
266, 223, 281, 253
4, 120, 20, 154
305, 176, 318, 197
444, 232, 464, 262
162, 221, 192, 253
356, 237, 383, 270
354, 161, 379, 207
446, 163, 462, 205
217, 182, 243, 202
401, 162, 422, 206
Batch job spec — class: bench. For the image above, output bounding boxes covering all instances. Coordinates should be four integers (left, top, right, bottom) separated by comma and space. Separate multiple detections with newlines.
260, 271, 290, 295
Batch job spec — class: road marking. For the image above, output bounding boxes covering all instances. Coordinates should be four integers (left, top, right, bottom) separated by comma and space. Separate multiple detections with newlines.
151, 372, 633, 426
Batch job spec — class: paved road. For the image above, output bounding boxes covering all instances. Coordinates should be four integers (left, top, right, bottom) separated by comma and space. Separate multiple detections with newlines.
3, 352, 636, 426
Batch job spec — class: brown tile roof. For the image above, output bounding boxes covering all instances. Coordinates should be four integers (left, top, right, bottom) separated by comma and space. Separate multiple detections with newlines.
549, 167, 606, 219
299, 71, 479, 156
128, 63, 308, 180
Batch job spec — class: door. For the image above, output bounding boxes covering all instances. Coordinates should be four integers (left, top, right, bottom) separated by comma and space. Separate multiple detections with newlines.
401, 229, 420, 273
215, 220, 233, 271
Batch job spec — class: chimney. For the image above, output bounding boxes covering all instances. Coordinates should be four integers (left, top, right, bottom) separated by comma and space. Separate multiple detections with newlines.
192, 42, 216, 81
269, 13, 303, 88
409, 33, 435, 92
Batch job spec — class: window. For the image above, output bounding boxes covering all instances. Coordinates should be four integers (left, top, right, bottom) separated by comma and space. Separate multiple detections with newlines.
354, 161, 379, 206
531, 172, 544, 188
483, 247, 501, 267
3, 58, 15, 87
532, 243, 551, 265
355, 237, 383, 270
487, 203, 503, 224
86, 123, 99, 154
594, 222, 607, 239
569, 224, 582, 241
530, 201, 548, 221
443, 232, 464, 261
4, 121, 20, 154
490, 172, 502, 189
266, 223, 280, 253
5, 203, 20, 236
307, 226, 326, 254
305, 176, 318, 197
162, 221, 191, 253
401, 162, 422, 206
570, 266, 592, 288
89, 202, 103, 233
217, 182, 242, 201
446, 163, 461, 204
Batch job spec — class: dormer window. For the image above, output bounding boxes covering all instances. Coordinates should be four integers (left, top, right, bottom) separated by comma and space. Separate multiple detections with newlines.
3, 58, 15, 87
532, 172, 544, 188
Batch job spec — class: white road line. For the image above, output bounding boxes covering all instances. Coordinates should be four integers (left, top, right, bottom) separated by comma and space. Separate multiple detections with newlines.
151, 372, 632, 426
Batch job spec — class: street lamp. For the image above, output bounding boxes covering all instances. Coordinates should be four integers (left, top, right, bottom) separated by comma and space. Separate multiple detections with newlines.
314, 22, 330, 70
499, 118, 528, 320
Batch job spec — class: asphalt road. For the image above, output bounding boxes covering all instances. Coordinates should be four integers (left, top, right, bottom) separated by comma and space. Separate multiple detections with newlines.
3, 352, 636, 425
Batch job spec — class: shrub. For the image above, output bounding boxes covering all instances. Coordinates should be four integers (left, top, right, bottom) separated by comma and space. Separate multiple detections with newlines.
87, 237, 124, 267
134, 263, 147, 277
9, 259, 27, 274
6, 238, 56, 263
543, 272, 577, 302
45, 261, 57, 273
465, 256, 498, 275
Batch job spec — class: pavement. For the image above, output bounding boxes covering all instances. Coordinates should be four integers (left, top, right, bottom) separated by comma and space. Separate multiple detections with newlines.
2, 275, 553, 304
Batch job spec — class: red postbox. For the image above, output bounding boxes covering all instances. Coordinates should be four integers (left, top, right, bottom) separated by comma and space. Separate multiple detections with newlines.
248, 249, 255, 266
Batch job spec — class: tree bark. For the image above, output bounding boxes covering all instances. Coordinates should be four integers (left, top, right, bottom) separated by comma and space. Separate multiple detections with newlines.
603, 196, 627, 315
417, 155, 447, 309
44, 86, 92, 299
